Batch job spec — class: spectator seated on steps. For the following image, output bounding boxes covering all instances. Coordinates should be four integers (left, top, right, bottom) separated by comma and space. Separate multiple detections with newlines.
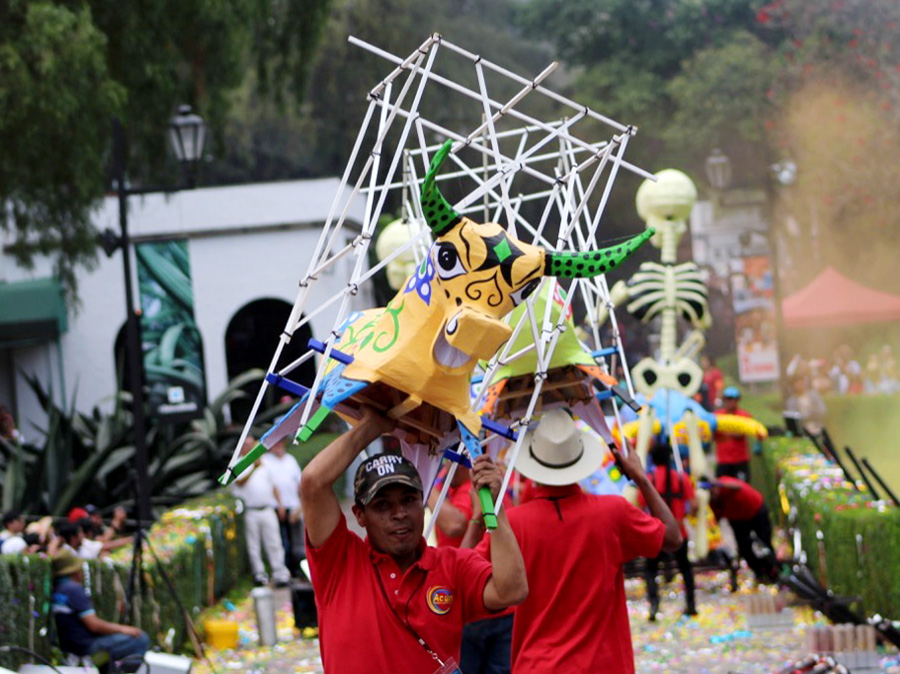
51, 550, 150, 668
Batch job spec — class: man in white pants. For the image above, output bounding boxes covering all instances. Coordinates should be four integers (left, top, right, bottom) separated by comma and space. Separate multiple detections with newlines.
261, 438, 304, 576
231, 437, 291, 587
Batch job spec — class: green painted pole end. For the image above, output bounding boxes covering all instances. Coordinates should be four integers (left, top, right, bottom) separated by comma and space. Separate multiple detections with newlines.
297, 406, 331, 443
478, 487, 498, 530
219, 443, 268, 486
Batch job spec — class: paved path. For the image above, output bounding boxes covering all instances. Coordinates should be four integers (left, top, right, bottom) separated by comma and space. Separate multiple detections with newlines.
190, 569, 858, 674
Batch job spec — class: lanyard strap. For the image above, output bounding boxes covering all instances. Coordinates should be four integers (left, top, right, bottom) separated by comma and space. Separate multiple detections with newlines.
373, 559, 445, 667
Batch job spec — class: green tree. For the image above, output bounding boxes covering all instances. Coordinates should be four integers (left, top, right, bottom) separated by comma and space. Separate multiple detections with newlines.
513, 0, 781, 232
0, 2, 124, 297
517, 0, 772, 76
756, 0, 900, 118
518, 0, 900, 295
665, 31, 776, 174
0, 0, 331, 302
297, 0, 555, 177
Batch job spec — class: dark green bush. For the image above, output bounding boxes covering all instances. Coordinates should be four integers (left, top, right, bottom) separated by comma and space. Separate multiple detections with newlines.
753, 436, 900, 619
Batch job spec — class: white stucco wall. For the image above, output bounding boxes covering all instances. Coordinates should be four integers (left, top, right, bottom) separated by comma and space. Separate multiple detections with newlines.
1, 178, 369, 432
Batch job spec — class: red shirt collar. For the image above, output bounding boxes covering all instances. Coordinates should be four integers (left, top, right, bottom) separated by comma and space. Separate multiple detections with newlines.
529, 483, 583, 500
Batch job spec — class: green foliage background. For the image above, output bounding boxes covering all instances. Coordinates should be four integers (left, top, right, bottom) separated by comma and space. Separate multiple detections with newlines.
4, 0, 900, 303
0, 369, 291, 517
0, 0, 331, 302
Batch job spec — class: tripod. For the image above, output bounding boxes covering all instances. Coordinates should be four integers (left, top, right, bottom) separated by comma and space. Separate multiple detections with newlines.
123, 520, 215, 672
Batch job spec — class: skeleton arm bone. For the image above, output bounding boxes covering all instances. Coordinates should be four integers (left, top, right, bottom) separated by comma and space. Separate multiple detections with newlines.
594, 279, 631, 327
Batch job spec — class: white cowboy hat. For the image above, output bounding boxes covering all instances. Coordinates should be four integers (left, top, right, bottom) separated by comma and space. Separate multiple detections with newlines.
516, 409, 609, 486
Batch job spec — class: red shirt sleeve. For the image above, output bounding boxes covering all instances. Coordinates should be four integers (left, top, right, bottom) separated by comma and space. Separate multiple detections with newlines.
615, 497, 666, 563
436, 482, 477, 548
450, 482, 475, 520
305, 514, 365, 604
451, 547, 496, 623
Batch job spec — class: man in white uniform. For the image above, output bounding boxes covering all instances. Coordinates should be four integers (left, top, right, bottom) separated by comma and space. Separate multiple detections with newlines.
231, 437, 291, 586
261, 438, 304, 576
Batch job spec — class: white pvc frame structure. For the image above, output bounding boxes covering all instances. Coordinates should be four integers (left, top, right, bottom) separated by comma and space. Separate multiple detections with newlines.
223, 33, 653, 531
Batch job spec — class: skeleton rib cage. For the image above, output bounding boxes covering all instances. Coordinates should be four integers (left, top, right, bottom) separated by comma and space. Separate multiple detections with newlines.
221, 33, 657, 520
626, 262, 711, 327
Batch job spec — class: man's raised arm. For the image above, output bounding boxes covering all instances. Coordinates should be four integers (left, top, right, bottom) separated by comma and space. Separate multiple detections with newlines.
471, 456, 528, 610
300, 407, 393, 548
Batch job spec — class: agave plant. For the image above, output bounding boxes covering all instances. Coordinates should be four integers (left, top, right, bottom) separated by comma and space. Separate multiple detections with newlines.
5, 374, 141, 515
0, 369, 290, 517
147, 369, 293, 505
0, 435, 31, 512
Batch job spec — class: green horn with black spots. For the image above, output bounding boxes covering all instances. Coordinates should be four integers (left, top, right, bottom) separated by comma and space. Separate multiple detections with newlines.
544, 228, 655, 279
421, 140, 463, 236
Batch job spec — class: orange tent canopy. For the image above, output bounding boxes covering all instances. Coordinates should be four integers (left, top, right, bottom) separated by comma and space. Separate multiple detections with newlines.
782, 266, 900, 328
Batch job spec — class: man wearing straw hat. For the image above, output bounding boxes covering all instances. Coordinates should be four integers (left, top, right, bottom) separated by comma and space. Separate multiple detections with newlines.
474, 408, 683, 674
50, 550, 150, 662
301, 406, 528, 674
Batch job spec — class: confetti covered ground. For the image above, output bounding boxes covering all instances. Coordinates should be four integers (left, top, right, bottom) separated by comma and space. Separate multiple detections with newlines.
191, 570, 900, 673
630, 571, 818, 674
192, 587, 323, 674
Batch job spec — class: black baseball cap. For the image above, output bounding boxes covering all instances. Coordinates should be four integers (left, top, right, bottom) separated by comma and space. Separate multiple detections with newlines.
354, 454, 424, 506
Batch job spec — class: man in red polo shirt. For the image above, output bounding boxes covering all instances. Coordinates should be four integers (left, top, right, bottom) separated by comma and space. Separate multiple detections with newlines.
708, 476, 778, 582
428, 465, 474, 548
639, 442, 697, 621
301, 407, 528, 673
714, 386, 757, 482
475, 409, 683, 674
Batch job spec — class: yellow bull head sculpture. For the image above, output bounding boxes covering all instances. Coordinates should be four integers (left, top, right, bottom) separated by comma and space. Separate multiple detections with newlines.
330, 140, 652, 440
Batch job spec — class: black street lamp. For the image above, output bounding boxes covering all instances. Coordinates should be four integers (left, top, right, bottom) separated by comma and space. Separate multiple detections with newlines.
168, 105, 207, 187
102, 106, 207, 525
767, 159, 797, 383
704, 148, 732, 191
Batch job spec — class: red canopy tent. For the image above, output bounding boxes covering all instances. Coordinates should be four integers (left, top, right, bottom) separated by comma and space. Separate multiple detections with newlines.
782, 266, 900, 328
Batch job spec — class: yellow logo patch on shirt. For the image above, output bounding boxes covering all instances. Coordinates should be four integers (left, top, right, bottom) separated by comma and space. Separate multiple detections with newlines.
426, 585, 454, 615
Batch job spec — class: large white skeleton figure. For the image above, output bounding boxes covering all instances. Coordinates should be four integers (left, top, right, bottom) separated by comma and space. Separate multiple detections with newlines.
596, 171, 769, 560
598, 169, 710, 398
596, 169, 718, 558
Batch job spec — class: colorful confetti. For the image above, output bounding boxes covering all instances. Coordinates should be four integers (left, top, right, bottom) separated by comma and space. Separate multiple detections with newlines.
192, 588, 321, 674
629, 570, 825, 673
187, 567, 899, 673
